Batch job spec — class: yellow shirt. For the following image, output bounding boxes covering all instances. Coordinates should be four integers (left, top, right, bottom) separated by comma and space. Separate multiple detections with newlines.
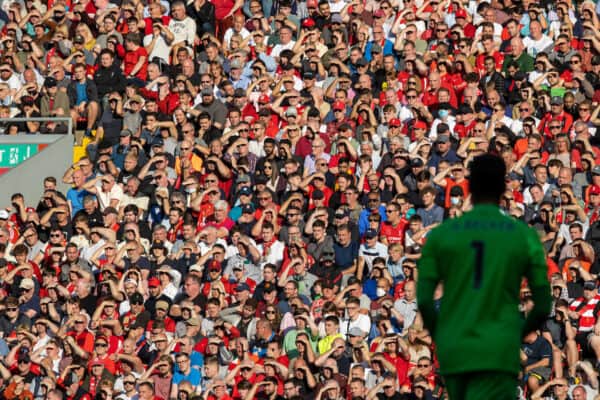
317, 333, 343, 354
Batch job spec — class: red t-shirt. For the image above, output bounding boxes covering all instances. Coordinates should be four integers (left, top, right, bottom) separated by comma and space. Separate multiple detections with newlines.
380, 219, 407, 245
123, 47, 148, 80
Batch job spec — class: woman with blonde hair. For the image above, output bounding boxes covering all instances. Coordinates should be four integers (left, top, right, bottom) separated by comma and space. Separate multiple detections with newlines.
74, 22, 96, 51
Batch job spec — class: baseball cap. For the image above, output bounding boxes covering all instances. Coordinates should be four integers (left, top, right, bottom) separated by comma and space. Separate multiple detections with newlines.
455, 8, 468, 18
155, 300, 169, 311
371, 43, 382, 53
333, 101, 345, 111
356, 57, 368, 67
436, 134, 450, 144
365, 229, 378, 239
201, 88, 213, 96
19, 278, 35, 290
186, 317, 201, 326
148, 277, 160, 287
302, 18, 316, 28
550, 96, 563, 105
120, 129, 132, 137
285, 107, 298, 117
129, 95, 143, 104
73, 35, 85, 44
230, 59, 243, 69
189, 264, 203, 273
389, 118, 401, 127
348, 327, 365, 337
130, 292, 144, 305
236, 174, 251, 184
241, 203, 255, 214
593, 165, 600, 175
373, 9, 385, 17
312, 189, 324, 200
331, 13, 343, 23
236, 283, 251, 292
413, 120, 428, 130
335, 209, 349, 218
239, 186, 253, 196
303, 70, 315, 79
411, 158, 424, 168
0, 210, 8, 219
584, 280, 597, 290
151, 136, 164, 147
44, 77, 57, 87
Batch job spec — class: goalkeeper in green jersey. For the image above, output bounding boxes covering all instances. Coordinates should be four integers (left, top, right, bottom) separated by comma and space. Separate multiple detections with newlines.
417, 154, 552, 400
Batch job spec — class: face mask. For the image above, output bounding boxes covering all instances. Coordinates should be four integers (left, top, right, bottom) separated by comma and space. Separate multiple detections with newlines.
376, 288, 386, 297
438, 109, 449, 119
450, 197, 460, 205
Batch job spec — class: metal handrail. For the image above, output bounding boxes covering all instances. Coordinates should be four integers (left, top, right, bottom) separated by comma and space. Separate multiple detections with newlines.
0, 117, 73, 136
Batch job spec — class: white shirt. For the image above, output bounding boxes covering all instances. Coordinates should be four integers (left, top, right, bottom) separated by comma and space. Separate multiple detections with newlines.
271, 40, 296, 58
257, 239, 285, 269
143, 33, 171, 63
95, 181, 124, 210
523, 35, 554, 57
223, 27, 251, 47
340, 313, 372, 338
168, 16, 196, 45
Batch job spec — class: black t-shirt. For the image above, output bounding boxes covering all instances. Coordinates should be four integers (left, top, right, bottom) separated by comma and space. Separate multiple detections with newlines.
99, 108, 124, 146
124, 256, 151, 271
522, 335, 552, 367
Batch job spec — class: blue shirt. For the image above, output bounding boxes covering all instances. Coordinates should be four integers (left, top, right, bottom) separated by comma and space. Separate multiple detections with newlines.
364, 40, 395, 61
333, 240, 359, 270
75, 82, 88, 105
416, 205, 444, 227
173, 367, 201, 386
67, 187, 91, 216
358, 205, 388, 235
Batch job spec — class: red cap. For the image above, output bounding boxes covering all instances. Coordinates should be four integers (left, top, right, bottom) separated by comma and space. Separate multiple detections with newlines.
258, 94, 270, 104
148, 277, 160, 287
389, 118, 401, 127
413, 120, 428, 130
374, 9, 385, 17
95, 336, 108, 343
307, 0, 318, 7
90, 357, 104, 366
455, 8, 467, 18
590, 185, 600, 196
302, 18, 316, 28
333, 101, 346, 110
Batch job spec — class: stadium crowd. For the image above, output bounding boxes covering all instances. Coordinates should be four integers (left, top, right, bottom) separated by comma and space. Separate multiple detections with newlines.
1, 0, 600, 398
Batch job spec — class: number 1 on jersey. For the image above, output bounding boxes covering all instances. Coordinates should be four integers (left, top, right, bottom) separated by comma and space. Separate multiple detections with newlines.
471, 241, 484, 289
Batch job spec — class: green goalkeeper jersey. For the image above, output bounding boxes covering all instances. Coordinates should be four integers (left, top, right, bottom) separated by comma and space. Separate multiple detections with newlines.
417, 204, 551, 375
